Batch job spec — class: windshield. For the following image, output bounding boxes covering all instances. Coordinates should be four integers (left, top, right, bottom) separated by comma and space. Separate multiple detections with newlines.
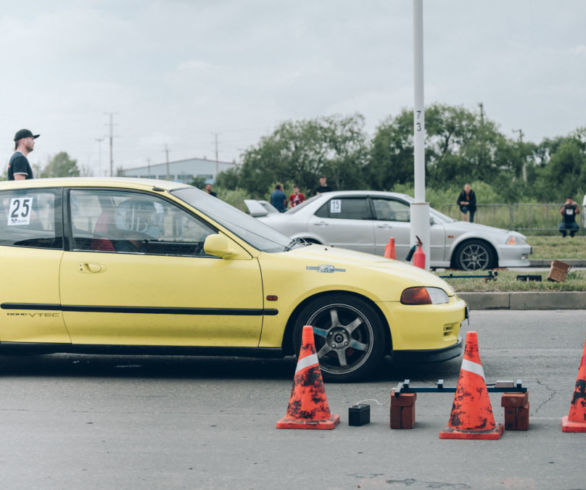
172, 187, 292, 252
429, 207, 454, 223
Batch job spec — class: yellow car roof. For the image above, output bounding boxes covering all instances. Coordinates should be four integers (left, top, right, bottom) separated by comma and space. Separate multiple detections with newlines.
0, 177, 188, 192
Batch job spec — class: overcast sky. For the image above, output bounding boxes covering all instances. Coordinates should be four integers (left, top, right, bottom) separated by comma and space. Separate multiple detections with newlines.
1, 0, 584, 175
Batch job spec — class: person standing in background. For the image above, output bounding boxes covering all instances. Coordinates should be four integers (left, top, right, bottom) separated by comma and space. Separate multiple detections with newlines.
288, 185, 306, 208
457, 183, 476, 222
8, 129, 39, 180
270, 184, 287, 212
559, 197, 580, 237
205, 183, 217, 197
314, 176, 332, 195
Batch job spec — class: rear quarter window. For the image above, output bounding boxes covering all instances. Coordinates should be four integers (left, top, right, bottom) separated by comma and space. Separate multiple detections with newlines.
315, 198, 372, 220
0, 188, 62, 249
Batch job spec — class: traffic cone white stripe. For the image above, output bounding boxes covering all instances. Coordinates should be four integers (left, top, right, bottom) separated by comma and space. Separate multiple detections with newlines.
295, 353, 319, 373
461, 359, 485, 380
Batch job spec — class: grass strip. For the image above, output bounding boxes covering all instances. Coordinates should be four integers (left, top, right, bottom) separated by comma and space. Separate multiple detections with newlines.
527, 235, 586, 260
439, 270, 586, 292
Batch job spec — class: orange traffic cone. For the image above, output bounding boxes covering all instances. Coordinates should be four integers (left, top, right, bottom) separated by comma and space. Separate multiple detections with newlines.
276, 325, 340, 430
562, 335, 586, 432
384, 238, 396, 259
440, 331, 504, 439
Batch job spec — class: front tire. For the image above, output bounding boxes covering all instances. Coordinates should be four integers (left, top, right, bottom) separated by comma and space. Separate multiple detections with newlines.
292, 294, 385, 382
453, 239, 496, 271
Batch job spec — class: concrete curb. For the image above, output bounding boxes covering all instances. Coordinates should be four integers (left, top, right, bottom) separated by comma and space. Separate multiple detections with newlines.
459, 291, 586, 310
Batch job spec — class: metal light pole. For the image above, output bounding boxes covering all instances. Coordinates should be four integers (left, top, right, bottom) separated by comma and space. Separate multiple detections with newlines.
411, 0, 430, 268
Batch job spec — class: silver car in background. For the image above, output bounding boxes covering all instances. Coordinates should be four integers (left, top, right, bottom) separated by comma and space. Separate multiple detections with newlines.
246, 191, 531, 270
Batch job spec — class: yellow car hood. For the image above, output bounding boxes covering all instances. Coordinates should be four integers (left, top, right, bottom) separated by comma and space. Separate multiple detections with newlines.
272, 244, 456, 297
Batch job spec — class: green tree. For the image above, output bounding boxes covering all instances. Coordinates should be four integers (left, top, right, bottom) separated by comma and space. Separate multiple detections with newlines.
236, 114, 369, 197
367, 111, 414, 190
215, 167, 241, 190
189, 176, 208, 189
41, 152, 80, 178
368, 104, 525, 190
538, 129, 586, 201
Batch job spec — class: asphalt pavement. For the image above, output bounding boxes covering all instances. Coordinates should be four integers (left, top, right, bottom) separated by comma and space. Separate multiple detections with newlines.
0, 310, 584, 489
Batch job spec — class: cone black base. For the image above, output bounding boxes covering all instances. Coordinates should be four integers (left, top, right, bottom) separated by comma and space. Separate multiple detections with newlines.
276, 414, 340, 430
440, 423, 504, 440
562, 416, 586, 433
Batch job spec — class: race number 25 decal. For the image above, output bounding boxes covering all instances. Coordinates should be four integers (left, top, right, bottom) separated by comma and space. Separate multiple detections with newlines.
7, 197, 33, 226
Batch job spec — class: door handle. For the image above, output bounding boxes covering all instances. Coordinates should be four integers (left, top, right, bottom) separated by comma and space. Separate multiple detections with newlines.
313, 221, 328, 226
376, 224, 392, 229
79, 263, 105, 273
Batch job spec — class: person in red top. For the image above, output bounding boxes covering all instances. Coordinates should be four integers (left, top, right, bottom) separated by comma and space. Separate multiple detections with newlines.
289, 185, 306, 208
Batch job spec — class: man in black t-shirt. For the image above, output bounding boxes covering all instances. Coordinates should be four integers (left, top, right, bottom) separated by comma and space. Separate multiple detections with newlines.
8, 128, 39, 180
314, 176, 332, 195
559, 197, 580, 237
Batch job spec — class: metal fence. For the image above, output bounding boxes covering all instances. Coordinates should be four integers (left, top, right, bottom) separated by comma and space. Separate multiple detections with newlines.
436, 203, 584, 234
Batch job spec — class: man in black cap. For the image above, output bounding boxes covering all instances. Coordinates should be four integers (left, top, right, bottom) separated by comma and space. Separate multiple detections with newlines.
8, 129, 39, 180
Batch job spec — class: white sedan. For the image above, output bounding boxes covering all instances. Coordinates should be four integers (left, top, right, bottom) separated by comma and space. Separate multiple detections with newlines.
246, 191, 531, 270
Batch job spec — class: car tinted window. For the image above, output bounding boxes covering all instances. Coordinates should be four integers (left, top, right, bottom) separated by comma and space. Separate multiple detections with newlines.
0, 188, 62, 249
372, 198, 410, 222
315, 198, 372, 220
69, 189, 216, 256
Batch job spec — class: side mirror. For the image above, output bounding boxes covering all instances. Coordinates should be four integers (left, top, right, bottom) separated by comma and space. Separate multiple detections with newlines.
203, 233, 248, 259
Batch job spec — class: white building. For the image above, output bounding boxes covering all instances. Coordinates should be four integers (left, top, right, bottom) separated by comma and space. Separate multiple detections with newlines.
121, 157, 238, 184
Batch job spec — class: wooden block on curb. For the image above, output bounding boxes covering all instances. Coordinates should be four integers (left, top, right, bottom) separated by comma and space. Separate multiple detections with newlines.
390, 392, 417, 429
504, 403, 530, 431
501, 392, 529, 408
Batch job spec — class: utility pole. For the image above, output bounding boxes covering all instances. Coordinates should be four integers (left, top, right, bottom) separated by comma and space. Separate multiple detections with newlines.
513, 129, 527, 183
105, 112, 117, 177
164, 144, 170, 180
478, 102, 486, 169
95, 137, 105, 176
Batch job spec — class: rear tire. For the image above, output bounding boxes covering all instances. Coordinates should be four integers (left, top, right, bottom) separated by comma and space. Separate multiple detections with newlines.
292, 294, 386, 382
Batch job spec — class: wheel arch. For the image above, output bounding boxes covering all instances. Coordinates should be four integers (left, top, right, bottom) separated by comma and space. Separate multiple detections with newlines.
281, 290, 392, 356
450, 237, 498, 269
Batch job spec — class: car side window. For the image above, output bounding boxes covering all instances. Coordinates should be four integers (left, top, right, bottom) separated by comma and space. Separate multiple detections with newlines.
372, 198, 410, 222
0, 188, 62, 249
69, 189, 216, 256
315, 198, 372, 220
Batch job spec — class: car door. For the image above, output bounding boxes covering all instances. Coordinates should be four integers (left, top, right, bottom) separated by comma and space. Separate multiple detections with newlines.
0, 187, 70, 343
308, 196, 375, 253
372, 197, 446, 264
371, 198, 412, 259
60, 188, 263, 347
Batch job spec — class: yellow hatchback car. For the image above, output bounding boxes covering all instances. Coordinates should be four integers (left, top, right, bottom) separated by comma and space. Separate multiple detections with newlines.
0, 178, 467, 381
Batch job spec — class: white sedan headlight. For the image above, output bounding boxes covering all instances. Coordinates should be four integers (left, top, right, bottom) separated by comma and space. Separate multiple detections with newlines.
505, 234, 527, 246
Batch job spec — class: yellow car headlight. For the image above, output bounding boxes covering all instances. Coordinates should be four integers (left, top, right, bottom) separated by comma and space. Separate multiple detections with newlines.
401, 287, 449, 305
